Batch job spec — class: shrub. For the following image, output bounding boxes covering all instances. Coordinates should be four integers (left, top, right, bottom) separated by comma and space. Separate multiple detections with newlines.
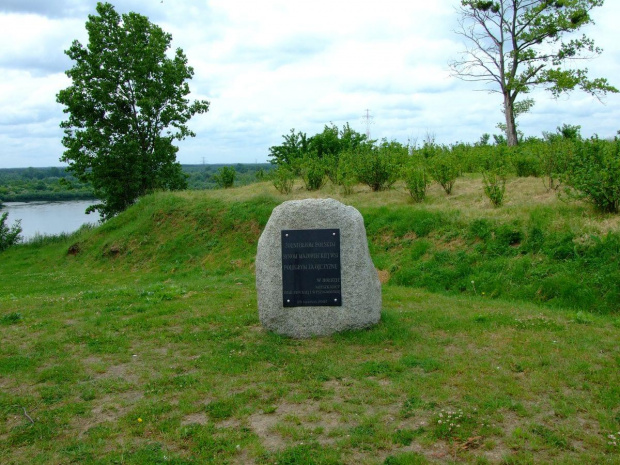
1, 212, 22, 251
300, 154, 326, 191
427, 149, 459, 195
403, 157, 429, 202
335, 150, 358, 195
404, 167, 429, 202
268, 128, 310, 173
354, 140, 406, 191
482, 157, 509, 207
213, 166, 236, 188
530, 139, 574, 191
565, 138, 620, 213
454, 143, 496, 173
272, 166, 295, 194
322, 154, 339, 185
482, 169, 506, 207
511, 149, 541, 177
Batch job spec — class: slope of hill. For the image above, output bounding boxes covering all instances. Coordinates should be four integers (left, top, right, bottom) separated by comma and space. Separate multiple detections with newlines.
1, 179, 619, 464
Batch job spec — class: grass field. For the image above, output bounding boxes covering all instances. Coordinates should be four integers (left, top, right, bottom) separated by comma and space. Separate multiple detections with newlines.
1, 177, 619, 464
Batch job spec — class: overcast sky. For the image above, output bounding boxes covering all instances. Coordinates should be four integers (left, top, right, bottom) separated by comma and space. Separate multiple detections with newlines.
0, 0, 619, 168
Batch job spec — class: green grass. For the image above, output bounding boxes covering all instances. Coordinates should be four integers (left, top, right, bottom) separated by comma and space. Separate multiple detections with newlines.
1, 179, 619, 464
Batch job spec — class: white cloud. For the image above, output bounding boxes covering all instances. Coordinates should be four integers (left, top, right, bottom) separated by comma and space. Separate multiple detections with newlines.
0, 0, 619, 167
0, 14, 83, 73
0, 0, 88, 18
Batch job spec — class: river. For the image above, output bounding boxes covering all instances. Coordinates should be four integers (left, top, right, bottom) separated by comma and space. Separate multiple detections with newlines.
1, 200, 100, 241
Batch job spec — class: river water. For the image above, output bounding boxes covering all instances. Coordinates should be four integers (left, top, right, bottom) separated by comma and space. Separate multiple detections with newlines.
1, 200, 100, 241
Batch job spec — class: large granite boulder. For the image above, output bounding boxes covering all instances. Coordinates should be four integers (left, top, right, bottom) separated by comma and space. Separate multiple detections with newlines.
256, 198, 381, 338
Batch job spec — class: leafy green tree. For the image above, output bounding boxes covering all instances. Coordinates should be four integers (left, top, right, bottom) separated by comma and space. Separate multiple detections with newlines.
308, 124, 341, 159
268, 123, 369, 178
450, 0, 618, 146
268, 129, 310, 174
0, 212, 22, 251
213, 166, 236, 189
308, 123, 368, 158
559, 124, 582, 140
56, 2, 209, 219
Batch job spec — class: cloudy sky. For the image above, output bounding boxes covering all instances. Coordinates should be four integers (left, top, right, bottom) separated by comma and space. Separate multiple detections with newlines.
0, 0, 619, 168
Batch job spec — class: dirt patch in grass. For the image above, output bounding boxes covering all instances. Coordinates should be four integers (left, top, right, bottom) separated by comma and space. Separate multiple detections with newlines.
247, 219, 262, 239
248, 400, 346, 451
83, 357, 140, 384
247, 411, 287, 450
377, 269, 390, 284
216, 417, 242, 429
436, 236, 468, 252
181, 412, 208, 426
72, 390, 144, 436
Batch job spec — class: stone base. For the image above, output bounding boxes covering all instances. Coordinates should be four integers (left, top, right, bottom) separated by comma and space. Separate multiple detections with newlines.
255, 198, 381, 338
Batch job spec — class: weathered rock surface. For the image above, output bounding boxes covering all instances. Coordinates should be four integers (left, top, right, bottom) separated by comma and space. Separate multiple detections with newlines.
256, 198, 381, 338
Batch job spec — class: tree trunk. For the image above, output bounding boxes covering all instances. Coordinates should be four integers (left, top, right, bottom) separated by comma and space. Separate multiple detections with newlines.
503, 94, 518, 146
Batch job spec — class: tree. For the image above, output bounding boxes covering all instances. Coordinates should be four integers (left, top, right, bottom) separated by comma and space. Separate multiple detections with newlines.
308, 123, 368, 159
57, 2, 209, 219
0, 212, 22, 251
268, 129, 310, 173
450, 0, 618, 146
213, 166, 236, 189
268, 123, 369, 176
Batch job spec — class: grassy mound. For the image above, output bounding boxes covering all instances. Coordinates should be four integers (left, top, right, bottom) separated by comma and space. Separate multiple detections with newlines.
364, 204, 620, 314
16, 177, 620, 314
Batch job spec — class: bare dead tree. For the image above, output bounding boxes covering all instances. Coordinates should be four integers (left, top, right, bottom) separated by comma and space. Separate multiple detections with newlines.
449, 0, 617, 146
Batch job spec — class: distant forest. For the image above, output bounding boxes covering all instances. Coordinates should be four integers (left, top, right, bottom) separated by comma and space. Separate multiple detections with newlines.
0, 164, 273, 203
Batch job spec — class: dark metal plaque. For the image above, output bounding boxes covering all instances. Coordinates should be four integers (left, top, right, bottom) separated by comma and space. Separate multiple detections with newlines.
281, 229, 342, 307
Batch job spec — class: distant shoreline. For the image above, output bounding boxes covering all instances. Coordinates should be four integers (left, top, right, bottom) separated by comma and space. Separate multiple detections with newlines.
0, 164, 274, 203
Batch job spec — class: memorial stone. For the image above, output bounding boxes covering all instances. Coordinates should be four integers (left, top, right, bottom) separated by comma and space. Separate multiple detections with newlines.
256, 198, 381, 338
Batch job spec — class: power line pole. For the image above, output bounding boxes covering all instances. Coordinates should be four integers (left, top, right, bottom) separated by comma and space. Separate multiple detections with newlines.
362, 109, 374, 139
